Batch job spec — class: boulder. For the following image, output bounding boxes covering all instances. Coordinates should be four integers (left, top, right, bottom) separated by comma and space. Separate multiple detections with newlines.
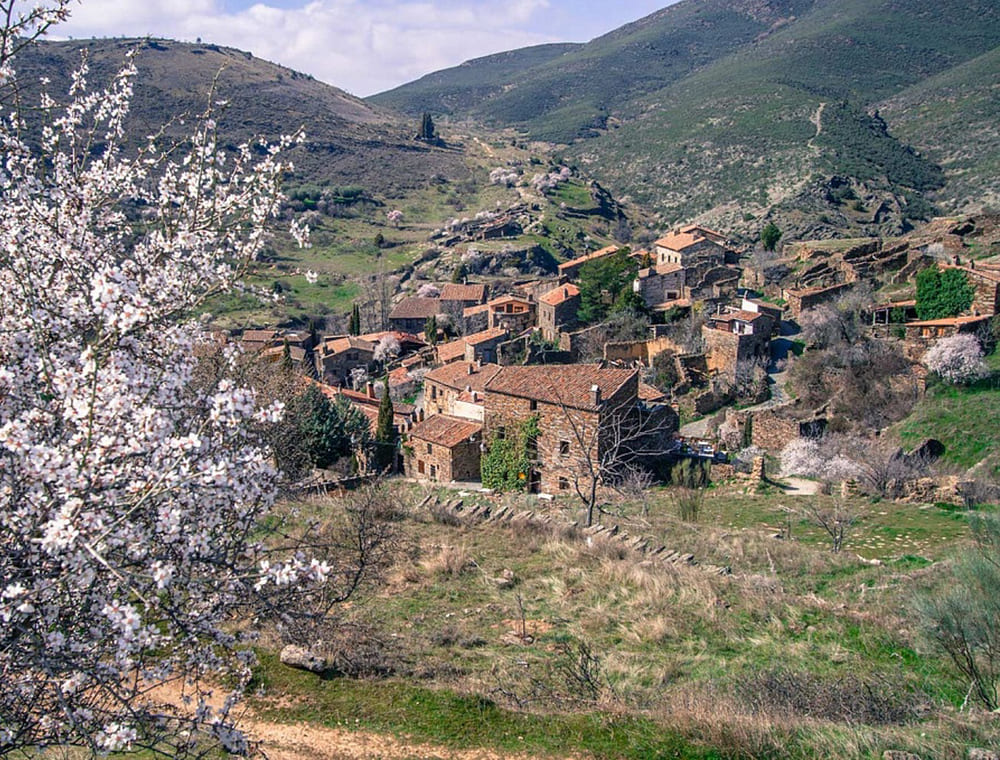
882, 752, 921, 760
968, 750, 1000, 760
279, 644, 326, 673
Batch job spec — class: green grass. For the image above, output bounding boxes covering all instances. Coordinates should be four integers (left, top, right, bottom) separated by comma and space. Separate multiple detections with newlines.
254, 654, 722, 760
896, 372, 1000, 475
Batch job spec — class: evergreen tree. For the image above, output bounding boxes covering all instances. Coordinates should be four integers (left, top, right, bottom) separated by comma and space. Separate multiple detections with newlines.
418, 112, 436, 141
452, 261, 468, 283
424, 314, 438, 345
760, 222, 782, 252
349, 303, 361, 335
916, 266, 975, 320
372, 379, 398, 473
280, 338, 293, 373
577, 248, 639, 324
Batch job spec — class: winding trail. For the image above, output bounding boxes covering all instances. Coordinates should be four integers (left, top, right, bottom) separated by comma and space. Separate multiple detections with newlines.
807, 102, 826, 150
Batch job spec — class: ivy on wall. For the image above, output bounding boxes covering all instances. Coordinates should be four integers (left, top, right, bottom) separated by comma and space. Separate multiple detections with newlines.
481, 415, 540, 492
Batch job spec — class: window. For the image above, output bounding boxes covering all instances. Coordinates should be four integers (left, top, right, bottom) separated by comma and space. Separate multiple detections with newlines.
429, 464, 437, 479
496, 426, 506, 440
529, 399, 537, 411
430, 385, 437, 400
426, 443, 432, 455
558, 476, 569, 491
417, 460, 425, 474
559, 440, 570, 457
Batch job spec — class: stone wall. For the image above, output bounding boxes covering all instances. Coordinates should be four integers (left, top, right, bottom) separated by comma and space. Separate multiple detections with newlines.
702, 325, 769, 379
405, 435, 481, 483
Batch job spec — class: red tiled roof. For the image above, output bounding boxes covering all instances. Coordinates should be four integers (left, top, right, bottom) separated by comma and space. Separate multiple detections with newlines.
654, 231, 702, 252
320, 336, 375, 355
637, 262, 684, 278
485, 365, 638, 411
389, 296, 441, 320
717, 309, 767, 323
539, 283, 581, 306
638, 382, 669, 403
488, 294, 533, 308
465, 326, 508, 345
907, 315, 991, 327
439, 283, 488, 303
462, 303, 490, 318
408, 414, 482, 448
436, 339, 468, 364
357, 330, 427, 347
424, 362, 502, 393
557, 245, 620, 273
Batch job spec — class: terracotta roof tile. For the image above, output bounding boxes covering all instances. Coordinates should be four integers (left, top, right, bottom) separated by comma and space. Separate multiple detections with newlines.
439, 283, 488, 303
462, 303, 490, 318
465, 326, 508, 345
389, 296, 441, 320
485, 365, 637, 411
424, 362, 503, 393
907, 315, 991, 327
436, 339, 468, 364
408, 414, 482, 448
539, 283, 581, 306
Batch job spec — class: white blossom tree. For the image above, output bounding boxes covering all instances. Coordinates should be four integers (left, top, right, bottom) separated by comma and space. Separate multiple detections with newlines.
0, 2, 335, 754
923, 333, 988, 384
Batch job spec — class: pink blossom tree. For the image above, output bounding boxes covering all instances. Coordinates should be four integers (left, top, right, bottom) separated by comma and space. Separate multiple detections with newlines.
0, 2, 336, 754
923, 333, 988, 384
386, 208, 403, 227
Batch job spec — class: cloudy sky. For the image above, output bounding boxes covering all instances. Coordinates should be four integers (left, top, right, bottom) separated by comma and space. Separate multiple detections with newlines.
54, 0, 676, 96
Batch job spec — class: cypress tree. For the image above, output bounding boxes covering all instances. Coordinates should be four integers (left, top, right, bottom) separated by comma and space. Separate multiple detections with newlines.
349, 303, 361, 335
280, 338, 293, 373
373, 379, 398, 473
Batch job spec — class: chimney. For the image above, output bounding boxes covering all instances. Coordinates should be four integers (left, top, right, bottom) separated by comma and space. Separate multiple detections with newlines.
471, 390, 478, 403
418, 408, 425, 422
590, 384, 601, 407
467, 363, 475, 375
365, 381, 375, 399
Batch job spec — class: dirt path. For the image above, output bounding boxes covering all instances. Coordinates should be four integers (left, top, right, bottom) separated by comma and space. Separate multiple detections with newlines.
248, 717, 564, 760
808, 102, 826, 149
780, 477, 820, 496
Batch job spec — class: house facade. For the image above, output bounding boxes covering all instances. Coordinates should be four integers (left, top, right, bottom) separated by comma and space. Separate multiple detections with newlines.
405, 414, 483, 483
423, 361, 502, 420
483, 365, 640, 495
538, 283, 581, 342
487, 294, 536, 333
388, 296, 441, 334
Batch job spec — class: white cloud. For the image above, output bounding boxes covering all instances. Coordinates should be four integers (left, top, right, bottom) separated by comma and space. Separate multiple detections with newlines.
55, 0, 558, 96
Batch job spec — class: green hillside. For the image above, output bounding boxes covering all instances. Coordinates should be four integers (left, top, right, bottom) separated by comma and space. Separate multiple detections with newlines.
372, 0, 1000, 238
16, 38, 469, 197
371, 43, 580, 117
881, 46, 1000, 213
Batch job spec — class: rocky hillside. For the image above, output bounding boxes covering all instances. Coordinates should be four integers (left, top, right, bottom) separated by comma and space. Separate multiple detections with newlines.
15, 38, 470, 197
373, 0, 1000, 241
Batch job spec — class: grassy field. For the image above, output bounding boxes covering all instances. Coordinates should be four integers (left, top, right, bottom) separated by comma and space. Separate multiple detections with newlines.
245, 480, 998, 759
897, 369, 1000, 477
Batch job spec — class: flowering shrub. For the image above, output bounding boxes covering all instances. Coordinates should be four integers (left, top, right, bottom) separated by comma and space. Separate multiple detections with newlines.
0, 2, 329, 754
923, 334, 988, 384
489, 166, 519, 187
386, 208, 403, 226
779, 439, 862, 483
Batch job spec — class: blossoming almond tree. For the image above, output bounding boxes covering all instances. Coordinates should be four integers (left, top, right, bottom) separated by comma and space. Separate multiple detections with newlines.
0, 2, 324, 754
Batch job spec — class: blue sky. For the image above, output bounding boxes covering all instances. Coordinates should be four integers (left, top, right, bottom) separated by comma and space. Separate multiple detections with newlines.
56, 0, 677, 96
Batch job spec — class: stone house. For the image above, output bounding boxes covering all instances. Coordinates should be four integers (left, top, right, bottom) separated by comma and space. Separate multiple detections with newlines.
405, 414, 483, 483
314, 335, 376, 385
439, 282, 488, 310
654, 225, 727, 269
241, 329, 280, 354
702, 310, 773, 380
487, 294, 536, 333
423, 361, 502, 420
740, 297, 783, 331
460, 303, 490, 333
483, 365, 640, 495
903, 314, 992, 359
537, 283, 581, 342
783, 282, 852, 318
634, 262, 686, 310
318, 382, 417, 438
557, 244, 620, 281
435, 327, 508, 365
388, 296, 441, 334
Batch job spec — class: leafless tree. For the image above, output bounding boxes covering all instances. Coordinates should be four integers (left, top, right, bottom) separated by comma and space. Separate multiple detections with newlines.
546, 391, 676, 527
802, 500, 859, 553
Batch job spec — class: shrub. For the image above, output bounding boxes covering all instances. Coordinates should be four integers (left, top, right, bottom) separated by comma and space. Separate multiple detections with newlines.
923, 334, 988, 384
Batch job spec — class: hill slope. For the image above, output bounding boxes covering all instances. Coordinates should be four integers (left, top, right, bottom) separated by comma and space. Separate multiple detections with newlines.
16, 38, 470, 196
373, 0, 1000, 238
